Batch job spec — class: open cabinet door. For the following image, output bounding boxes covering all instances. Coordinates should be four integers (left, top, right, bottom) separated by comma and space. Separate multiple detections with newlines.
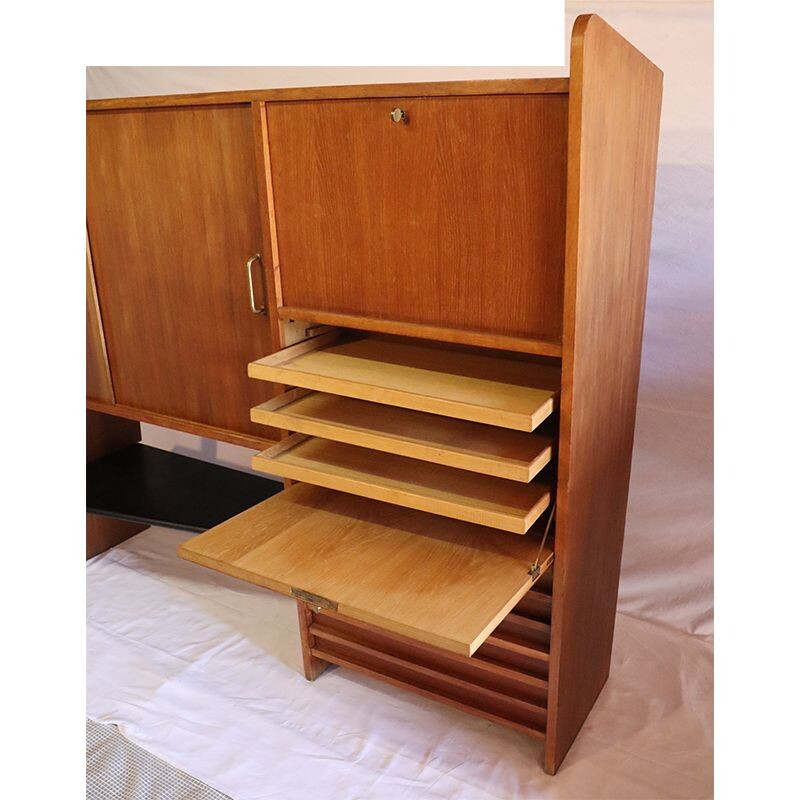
179, 483, 553, 656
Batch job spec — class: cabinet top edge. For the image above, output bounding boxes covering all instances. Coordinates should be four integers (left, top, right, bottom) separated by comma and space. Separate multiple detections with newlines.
86, 77, 569, 112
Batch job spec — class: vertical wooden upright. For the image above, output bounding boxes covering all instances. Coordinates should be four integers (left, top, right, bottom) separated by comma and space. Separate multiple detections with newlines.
546, 15, 663, 774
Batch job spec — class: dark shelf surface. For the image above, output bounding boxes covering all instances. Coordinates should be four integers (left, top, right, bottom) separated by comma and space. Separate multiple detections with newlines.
87, 444, 283, 532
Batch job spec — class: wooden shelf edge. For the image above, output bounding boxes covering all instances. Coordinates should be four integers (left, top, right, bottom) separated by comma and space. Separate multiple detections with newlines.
86, 398, 278, 451
87, 78, 570, 112
251, 389, 554, 483
277, 306, 564, 358
251, 441, 552, 535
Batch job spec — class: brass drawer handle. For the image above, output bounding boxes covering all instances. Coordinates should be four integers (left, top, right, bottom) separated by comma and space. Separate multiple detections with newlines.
246, 254, 266, 314
390, 107, 409, 124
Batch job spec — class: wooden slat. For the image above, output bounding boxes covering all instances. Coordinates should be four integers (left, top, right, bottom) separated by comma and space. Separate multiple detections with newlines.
86, 78, 570, 112
86, 398, 276, 452
277, 307, 563, 358
546, 15, 663, 775
178, 483, 553, 656
313, 608, 549, 699
311, 643, 546, 740
249, 334, 560, 432
310, 625, 548, 721
253, 434, 551, 534
497, 613, 552, 646
513, 590, 553, 623
252, 389, 553, 482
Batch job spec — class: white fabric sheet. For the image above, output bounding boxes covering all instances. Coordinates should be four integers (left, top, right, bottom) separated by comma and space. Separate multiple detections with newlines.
88, 527, 712, 800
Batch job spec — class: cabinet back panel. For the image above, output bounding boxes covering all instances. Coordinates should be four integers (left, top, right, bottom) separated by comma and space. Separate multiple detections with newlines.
267, 95, 568, 343
86, 106, 277, 438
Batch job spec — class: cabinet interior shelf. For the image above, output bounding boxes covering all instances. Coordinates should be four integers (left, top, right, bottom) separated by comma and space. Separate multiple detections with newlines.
249, 333, 560, 432
253, 434, 552, 534
252, 389, 555, 482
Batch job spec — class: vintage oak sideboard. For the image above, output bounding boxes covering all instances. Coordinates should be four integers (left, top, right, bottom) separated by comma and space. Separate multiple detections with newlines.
86, 15, 662, 774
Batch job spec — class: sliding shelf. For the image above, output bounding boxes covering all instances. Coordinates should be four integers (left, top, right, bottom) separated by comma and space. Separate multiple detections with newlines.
178, 483, 554, 656
252, 389, 554, 482
248, 333, 560, 432
252, 434, 551, 534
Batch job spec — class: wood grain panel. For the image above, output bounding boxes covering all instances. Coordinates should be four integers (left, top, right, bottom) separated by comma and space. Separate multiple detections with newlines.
178, 483, 553, 656
251, 389, 553, 481
266, 95, 568, 342
252, 434, 552, 533
87, 78, 569, 111
86, 234, 114, 403
545, 14, 663, 774
86, 105, 278, 440
249, 334, 560, 432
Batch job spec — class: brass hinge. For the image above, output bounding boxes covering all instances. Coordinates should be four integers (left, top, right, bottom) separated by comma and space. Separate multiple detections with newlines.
291, 587, 338, 611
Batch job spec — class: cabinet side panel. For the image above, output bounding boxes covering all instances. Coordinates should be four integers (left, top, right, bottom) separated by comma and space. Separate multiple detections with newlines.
546, 15, 663, 774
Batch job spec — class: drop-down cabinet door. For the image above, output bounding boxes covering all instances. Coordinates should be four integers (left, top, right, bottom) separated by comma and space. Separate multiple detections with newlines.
87, 105, 276, 444
266, 94, 568, 344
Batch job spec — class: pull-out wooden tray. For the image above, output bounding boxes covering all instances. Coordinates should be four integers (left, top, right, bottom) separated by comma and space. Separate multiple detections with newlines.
253, 435, 551, 534
252, 389, 554, 482
248, 333, 560, 431
178, 483, 553, 655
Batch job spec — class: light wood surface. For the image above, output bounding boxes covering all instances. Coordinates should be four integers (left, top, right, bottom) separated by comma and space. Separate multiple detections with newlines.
252, 435, 551, 533
87, 78, 569, 111
86, 105, 279, 441
252, 390, 553, 482
249, 335, 559, 432
178, 483, 553, 655
545, 14, 663, 775
267, 95, 567, 343
296, 601, 329, 680
277, 307, 563, 358
86, 234, 114, 403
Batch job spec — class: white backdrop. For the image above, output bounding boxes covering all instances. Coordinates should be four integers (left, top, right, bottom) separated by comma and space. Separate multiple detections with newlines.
87, 1, 713, 641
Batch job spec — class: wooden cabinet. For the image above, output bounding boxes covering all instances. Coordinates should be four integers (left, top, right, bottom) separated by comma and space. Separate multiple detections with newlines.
87, 14, 662, 776
86, 105, 278, 446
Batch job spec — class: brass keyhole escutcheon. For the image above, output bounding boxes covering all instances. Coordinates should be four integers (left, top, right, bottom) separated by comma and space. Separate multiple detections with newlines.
390, 107, 409, 124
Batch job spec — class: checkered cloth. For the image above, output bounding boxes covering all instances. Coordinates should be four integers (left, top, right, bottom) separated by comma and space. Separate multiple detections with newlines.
86, 720, 230, 800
